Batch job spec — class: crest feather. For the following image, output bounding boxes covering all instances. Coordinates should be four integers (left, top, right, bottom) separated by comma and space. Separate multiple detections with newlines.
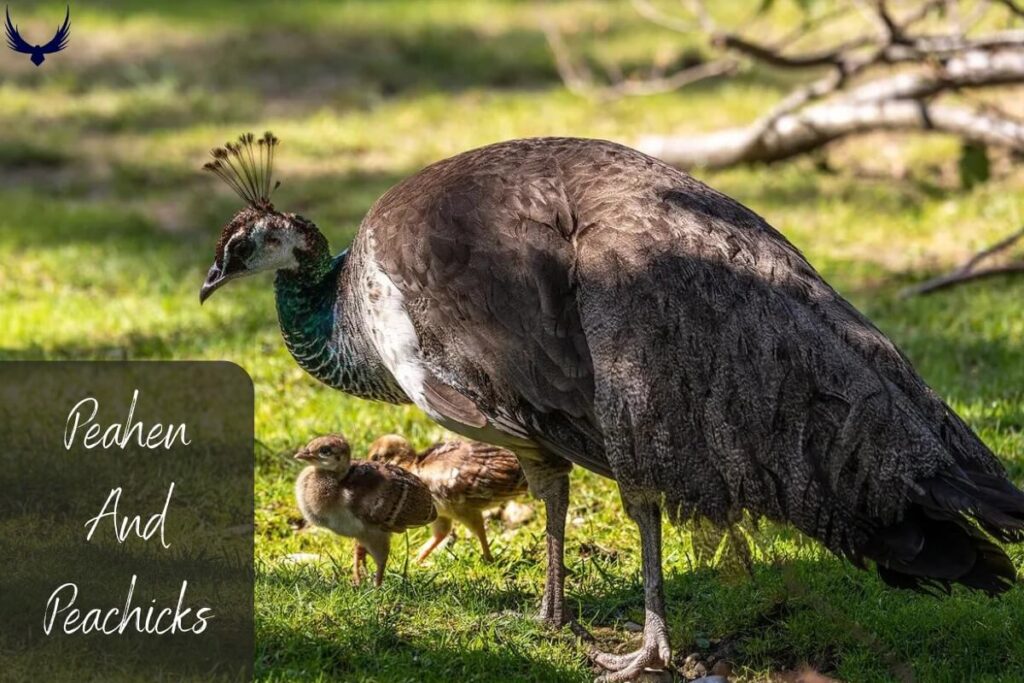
203, 131, 280, 209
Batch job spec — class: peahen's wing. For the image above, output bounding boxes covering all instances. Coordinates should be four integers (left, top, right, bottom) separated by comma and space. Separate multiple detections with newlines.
567, 142, 1015, 554
363, 139, 609, 475
363, 137, 1000, 491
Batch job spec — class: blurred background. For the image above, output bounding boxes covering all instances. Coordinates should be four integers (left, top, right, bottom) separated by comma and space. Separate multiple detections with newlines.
2, 1, 1023, 681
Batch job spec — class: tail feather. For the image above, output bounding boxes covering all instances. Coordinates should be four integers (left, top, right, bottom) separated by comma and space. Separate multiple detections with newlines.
955, 537, 1017, 595
911, 469, 1024, 542
860, 470, 1024, 596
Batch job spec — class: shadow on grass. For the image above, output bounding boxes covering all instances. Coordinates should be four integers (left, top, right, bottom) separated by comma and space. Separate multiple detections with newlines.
0, 3, 785, 137
256, 628, 578, 683
256, 564, 566, 682
573, 553, 1024, 681
1, 22, 560, 119
256, 548, 1024, 681
709, 163, 943, 218
0, 168, 406, 251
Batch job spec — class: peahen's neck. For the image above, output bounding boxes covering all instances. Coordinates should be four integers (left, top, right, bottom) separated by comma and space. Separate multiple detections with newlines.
273, 247, 408, 404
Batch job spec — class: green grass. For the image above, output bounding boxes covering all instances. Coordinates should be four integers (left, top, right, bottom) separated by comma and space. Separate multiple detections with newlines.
2, 1, 1023, 681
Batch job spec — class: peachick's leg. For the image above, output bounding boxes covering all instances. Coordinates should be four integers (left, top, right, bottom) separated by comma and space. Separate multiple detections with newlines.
362, 534, 391, 588
353, 543, 367, 586
415, 516, 453, 564
518, 455, 572, 627
593, 495, 671, 682
462, 510, 494, 562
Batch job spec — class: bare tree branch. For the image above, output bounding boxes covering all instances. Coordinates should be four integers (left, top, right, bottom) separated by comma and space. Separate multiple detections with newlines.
542, 20, 595, 97
547, 0, 1024, 168
775, 4, 856, 47
846, 49, 1024, 101
900, 227, 1024, 296
593, 60, 738, 98
995, 0, 1024, 18
630, 0, 694, 33
639, 99, 1024, 167
713, 33, 873, 68
542, 20, 735, 101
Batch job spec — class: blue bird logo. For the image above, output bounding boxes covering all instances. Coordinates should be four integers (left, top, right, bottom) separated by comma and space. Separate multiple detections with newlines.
5, 5, 70, 66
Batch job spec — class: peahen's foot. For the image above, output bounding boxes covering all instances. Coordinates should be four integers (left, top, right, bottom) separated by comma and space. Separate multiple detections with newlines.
592, 624, 671, 683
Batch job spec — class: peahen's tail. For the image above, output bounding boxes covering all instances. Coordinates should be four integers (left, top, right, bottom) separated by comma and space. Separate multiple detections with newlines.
860, 466, 1024, 595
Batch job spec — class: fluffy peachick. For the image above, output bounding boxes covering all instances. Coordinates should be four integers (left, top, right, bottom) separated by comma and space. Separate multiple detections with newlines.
202, 134, 1024, 681
294, 434, 436, 586
368, 434, 528, 563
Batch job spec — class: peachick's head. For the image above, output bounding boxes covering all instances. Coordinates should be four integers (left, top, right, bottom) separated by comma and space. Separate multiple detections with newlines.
367, 434, 418, 468
295, 434, 352, 474
199, 132, 327, 303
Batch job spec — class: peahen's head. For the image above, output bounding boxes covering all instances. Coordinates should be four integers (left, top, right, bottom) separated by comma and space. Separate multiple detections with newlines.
198, 132, 329, 303
200, 205, 328, 303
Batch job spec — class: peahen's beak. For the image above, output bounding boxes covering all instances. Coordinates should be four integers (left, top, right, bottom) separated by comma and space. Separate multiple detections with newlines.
199, 262, 230, 304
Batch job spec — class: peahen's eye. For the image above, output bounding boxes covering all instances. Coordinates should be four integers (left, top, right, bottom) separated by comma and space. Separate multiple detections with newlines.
265, 235, 280, 246
319, 446, 329, 455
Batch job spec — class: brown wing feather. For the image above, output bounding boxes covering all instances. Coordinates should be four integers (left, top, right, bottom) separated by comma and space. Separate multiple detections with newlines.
345, 462, 437, 532
416, 441, 528, 508
361, 139, 609, 475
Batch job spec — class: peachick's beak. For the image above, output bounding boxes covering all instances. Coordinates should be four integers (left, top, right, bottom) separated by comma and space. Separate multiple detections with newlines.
199, 263, 228, 304
294, 449, 315, 462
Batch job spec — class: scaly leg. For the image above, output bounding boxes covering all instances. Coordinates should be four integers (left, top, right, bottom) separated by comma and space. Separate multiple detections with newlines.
518, 455, 572, 627
593, 495, 671, 682
416, 516, 453, 564
461, 509, 494, 562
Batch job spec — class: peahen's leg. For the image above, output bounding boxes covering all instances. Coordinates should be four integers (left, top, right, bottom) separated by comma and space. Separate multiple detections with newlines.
415, 516, 453, 563
593, 494, 671, 682
518, 455, 572, 626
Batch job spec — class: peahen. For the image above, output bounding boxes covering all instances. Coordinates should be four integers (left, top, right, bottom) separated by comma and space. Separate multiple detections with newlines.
200, 133, 1024, 682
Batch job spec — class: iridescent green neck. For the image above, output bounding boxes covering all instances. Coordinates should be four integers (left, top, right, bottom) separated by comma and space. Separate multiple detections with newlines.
273, 248, 407, 403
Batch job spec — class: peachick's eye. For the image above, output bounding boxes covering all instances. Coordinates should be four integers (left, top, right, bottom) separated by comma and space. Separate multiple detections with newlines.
265, 235, 280, 246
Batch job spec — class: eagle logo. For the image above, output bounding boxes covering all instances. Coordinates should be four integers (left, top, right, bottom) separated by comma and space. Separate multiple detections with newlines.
5, 5, 70, 66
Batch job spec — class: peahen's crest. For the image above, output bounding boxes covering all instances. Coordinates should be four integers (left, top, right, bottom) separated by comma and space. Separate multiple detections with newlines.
203, 131, 280, 210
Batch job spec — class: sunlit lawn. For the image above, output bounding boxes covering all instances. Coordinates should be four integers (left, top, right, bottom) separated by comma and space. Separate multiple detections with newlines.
2, 1, 1023, 681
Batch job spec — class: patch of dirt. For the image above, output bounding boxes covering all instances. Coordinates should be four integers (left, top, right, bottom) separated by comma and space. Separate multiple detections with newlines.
670, 599, 850, 682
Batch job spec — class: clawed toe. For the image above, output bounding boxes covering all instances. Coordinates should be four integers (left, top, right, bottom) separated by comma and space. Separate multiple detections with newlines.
594, 650, 668, 682
592, 649, 639, 671
592, 628, 671, 683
